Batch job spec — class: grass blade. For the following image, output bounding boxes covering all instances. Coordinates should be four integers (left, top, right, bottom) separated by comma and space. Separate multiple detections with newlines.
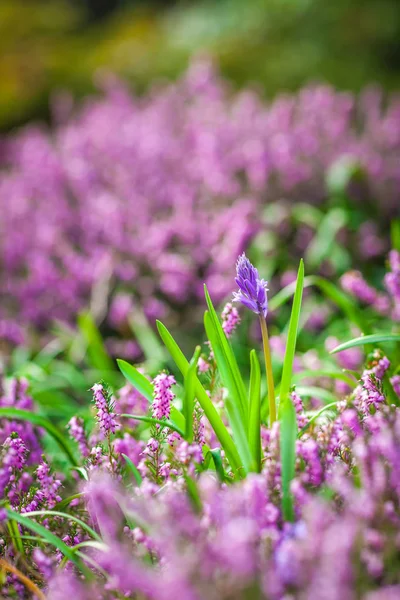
129, 311, 166, 368
156, 320, 243, 476
278, 260, 305, 416
184, 346, 201, 442
204, 285, 248, 426
298, 402, 338, 437
278, 259, 304, 521
280, 398, 297, 522
121, 453, 143, 486
248, 349, 261, 472
117, 360, 185, 431
77, 312, 114, 372
330, 333, 400, 354
117, 359, 153, 401
5, 509, 92, 578
120, 413, 184, 436
204, 311, 253, 473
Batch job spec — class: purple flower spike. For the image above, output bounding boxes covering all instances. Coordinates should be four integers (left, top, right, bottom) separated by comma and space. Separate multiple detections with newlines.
233, 253, 269, 317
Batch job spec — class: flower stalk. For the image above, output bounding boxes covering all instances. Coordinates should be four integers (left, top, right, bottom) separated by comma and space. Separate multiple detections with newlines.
259, 315, 276, 426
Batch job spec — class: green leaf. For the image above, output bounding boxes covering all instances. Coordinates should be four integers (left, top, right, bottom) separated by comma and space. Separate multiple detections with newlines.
329, 333, 400, 354
204, 286, 248, 426
0, 408, 76, 465
117, 360, 185, 431
204, 310, 253, 473
280, 397, 297, 522
22, 510, 101, 542
77, 312, 114, 372
184, 475, 203, 513
121, 453, 143, 486
117, 359, 153, 401
184, 347, 201, 442
248, 350, 261, 472
5, 509, 93, 578
54, 493, 85, 511
7, 518, 24, 555
391, 219, 400, 252
278, 260, 305, 416
278, 259, 304, 521
119, 413, 185, 437
305, 207, 348, 269
156, 320, 243, 476
203, 448, 226, 482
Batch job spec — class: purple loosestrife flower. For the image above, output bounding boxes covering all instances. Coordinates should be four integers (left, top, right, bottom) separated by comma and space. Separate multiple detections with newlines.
233, 253, 269, 317
152, 373, 176, 420
91, 383, 117, 436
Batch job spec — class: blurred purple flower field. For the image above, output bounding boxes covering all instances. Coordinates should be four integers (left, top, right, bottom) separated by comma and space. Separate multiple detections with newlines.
1, 61, 399, 348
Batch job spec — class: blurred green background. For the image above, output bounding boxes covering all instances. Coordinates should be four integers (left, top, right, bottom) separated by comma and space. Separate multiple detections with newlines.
1, 0, 400, 131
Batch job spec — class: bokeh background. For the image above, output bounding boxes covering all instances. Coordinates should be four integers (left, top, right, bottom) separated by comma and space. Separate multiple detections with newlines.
1, 0, 400, 367
2, 0, 400, 130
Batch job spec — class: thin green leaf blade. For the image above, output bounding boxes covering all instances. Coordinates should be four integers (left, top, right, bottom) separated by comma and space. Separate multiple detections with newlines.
248, 350, 261, 472
204, 286, 248, 426
204, 311, 253, 473
5, 509, 92, 578
280, 397, 297, 522
117, 359, 153, 402
278, 259, 304, 521
330, 333, 400, 354
156, 320, 243, 476
77, 312, 114, 372
279, 259, 305, 416
184, 347, 201, 442
121, 453, 143, 486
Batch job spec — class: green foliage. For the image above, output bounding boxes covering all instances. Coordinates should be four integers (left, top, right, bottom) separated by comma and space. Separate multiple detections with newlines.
278, 260, 304, 520
330, 333, 400, 354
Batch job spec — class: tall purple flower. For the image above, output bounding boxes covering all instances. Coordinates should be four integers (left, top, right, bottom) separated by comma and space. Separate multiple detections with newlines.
233, 253, 269, 318
233, 253, 276, 424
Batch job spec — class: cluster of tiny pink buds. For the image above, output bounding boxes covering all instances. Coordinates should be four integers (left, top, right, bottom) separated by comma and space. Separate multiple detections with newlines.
67, 416, 89, 457
152, 373, 176, 420
221, 302, 240, 338
91, 383, 117, 435
198, 357, 211, 373
368, 351, 390, 380
291, 391, 308, 430
23, 461, 62, 512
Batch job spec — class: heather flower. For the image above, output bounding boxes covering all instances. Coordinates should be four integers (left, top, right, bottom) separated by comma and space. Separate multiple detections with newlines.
152, 373, 176, 420
233, 253, 269, 317
91, 383, 117, 435
291, 391, 308, 430
0, 433, 27, 499
221, 302, 240, 338
67, 416, 89, 457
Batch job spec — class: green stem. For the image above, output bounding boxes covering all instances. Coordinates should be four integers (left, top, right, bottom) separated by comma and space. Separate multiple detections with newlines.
259, 315, 276, 426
